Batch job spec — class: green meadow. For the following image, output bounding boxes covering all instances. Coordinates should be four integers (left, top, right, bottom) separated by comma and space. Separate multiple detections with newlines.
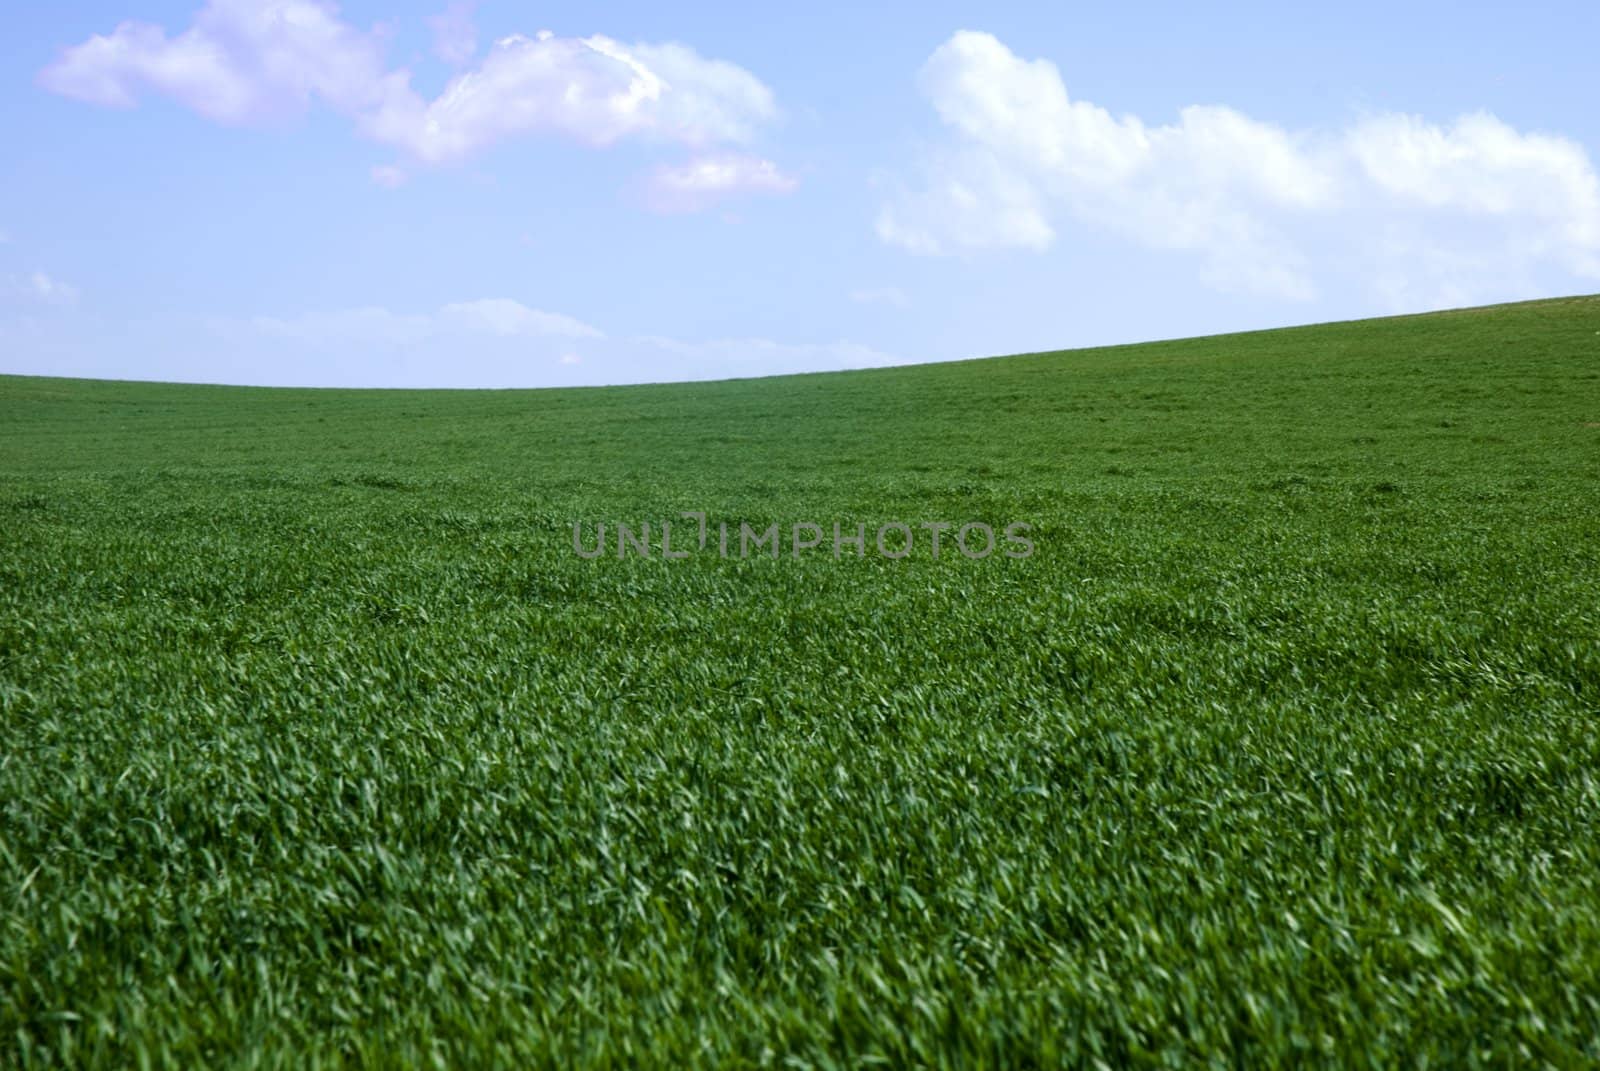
3, 295, 1599, 1067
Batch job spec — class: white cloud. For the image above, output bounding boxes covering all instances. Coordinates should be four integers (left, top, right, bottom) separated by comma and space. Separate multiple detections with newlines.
644, 153, 798, 213
34, 273, 80, 305
849, 286, 910, 308
39, 1, 397, 125
426, 1, 477, 67
630, 335, 902, 380
369, 34, 777, 164
877, 148, 1057, 255
40, 1, 781, 168
249, 298, 600, 349
879, 30, 1600, 303
370, 164, 406, 188
438, 298, 603, 339
213, 299, 900, 387
7, 271, 80, 305
1346, 112, 1600, 277
250, 305, 433, 347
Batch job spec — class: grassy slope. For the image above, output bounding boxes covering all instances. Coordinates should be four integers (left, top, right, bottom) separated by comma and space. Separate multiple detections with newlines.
2, 296, 1599, 1067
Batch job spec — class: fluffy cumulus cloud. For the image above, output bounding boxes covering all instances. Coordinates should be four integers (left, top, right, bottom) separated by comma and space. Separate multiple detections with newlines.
1346, 112, 1600, 278
38, 0, 398, 125
365, 34, 777, 164
39, 0, 786, 202
879, 30, 1600, 306
206, 298, 899, 387
644, 153, 798, 213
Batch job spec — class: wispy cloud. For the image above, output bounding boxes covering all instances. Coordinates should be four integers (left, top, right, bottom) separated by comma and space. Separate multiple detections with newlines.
849, 286, 910, 309
369, 165, 406, 189
426, 1, 477, 67
644, 154, 798, 213
249, 298, 601, 348
438, 299, 603, 339
6, 271, 79, 305
213, 297, 900, 387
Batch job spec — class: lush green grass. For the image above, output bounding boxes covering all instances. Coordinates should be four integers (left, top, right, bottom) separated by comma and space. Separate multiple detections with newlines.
3, 295, 1600, 1068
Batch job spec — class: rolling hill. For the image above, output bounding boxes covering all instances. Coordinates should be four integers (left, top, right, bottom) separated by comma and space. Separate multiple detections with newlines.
3, 296, 1599, 1067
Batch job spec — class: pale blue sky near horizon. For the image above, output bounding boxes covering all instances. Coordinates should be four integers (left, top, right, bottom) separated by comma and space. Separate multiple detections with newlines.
2, 1, 1597, 387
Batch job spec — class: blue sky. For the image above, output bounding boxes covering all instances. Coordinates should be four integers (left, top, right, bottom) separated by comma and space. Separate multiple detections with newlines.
2, 1, 1597, 387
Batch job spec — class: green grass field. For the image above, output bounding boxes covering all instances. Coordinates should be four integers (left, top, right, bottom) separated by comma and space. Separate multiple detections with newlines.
3, 295, 1600, 1067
